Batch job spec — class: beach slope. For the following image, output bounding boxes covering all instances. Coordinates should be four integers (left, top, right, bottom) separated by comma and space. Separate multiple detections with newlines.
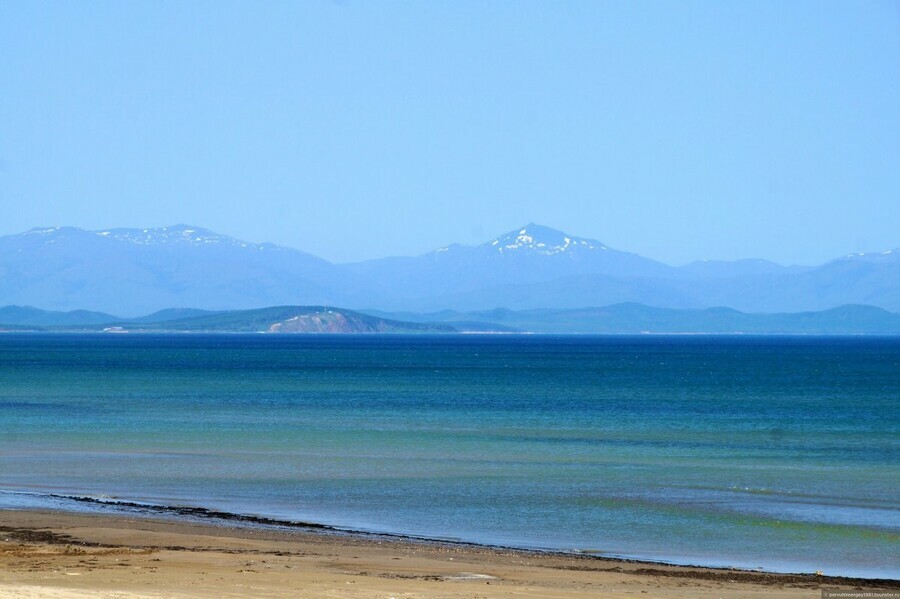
1, 510, 897, 598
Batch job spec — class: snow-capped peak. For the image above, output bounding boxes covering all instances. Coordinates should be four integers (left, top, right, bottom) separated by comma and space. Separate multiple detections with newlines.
486, 224, 607, 255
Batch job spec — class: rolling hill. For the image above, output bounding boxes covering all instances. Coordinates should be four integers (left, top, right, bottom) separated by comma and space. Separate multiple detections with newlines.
2, 303, 899, 335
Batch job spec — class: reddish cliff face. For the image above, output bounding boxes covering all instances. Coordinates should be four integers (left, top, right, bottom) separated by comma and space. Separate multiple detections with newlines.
268, 311, 396, 333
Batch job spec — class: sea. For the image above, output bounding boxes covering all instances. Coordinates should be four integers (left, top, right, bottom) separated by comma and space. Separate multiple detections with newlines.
0, 333, 897, 578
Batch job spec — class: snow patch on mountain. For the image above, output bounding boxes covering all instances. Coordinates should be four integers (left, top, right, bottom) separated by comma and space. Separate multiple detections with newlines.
27, 227, 62, 235
487, 224, 608, 255
100, 225, 254, 247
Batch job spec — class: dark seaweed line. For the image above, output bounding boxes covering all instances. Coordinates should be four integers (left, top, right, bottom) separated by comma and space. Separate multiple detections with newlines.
2, 491, 887, 587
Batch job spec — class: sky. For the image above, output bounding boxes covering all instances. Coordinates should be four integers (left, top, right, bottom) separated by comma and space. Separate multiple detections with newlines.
1, 1, 898, 266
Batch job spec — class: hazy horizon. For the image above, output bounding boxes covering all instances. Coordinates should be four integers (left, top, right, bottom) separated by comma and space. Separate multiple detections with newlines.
1, 2, 898, 265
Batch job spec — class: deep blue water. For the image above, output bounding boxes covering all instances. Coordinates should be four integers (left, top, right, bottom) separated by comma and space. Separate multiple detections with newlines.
0, 334, 897, 578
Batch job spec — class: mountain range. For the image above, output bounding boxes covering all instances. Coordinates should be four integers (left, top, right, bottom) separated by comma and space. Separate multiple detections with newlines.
0, 224, 897, 316
2, 303, 899, 335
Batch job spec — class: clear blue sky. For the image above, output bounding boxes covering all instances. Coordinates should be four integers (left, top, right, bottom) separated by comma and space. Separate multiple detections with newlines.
1, 1, 898, 265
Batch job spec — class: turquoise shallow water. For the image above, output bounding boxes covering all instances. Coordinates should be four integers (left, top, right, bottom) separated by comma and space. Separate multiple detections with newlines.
0, 334, 897, 578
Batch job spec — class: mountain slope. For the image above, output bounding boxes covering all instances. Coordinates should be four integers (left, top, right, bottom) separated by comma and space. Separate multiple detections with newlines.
343, 224, 674, 304
4, 303, 899, 334
0, 305, 117, 326
371, 303, 900, 335
0, 224, 897, 314
681, 251, 900, 313
119, 306, 457, 333
0, 225, 353, 315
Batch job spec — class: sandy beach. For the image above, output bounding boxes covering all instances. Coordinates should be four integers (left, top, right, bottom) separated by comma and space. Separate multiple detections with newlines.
0, 510, 896, 598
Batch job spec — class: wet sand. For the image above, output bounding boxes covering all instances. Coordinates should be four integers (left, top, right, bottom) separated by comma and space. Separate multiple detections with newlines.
0, 509, 896, 598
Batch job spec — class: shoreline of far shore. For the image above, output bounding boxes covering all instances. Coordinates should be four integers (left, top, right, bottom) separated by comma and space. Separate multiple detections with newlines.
0, 509, 897, 598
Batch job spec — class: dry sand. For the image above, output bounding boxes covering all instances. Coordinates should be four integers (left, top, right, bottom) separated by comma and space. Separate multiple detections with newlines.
0, 509, 896, 598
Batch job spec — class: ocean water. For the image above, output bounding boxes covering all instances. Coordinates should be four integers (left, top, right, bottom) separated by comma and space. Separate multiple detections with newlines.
0, 333, 897, 578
